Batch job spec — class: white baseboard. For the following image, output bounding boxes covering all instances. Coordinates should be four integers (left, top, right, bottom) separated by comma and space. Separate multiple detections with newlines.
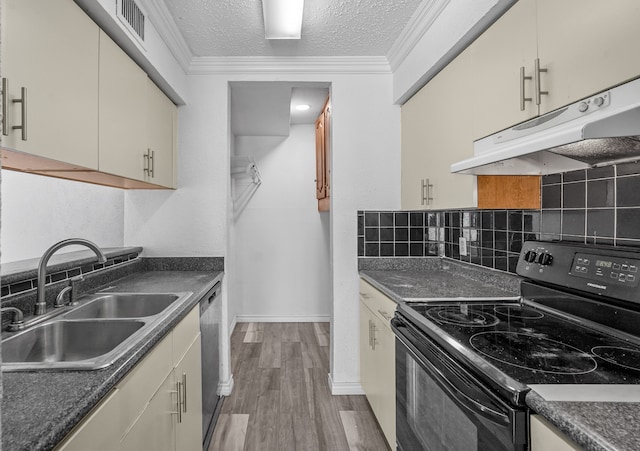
218, 375, 234, 396
229, 316, 238, 335
235, 314, 330, 323
328, 373, 365, 395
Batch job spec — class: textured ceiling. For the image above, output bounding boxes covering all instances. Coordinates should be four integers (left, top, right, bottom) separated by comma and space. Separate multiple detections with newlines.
162, 0, 423, 57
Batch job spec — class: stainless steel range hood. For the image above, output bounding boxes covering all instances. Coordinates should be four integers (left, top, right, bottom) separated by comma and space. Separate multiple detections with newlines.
451, 77, 640, 175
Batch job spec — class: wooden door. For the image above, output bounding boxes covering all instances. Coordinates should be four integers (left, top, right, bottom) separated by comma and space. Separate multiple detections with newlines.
315, 111, 326, 200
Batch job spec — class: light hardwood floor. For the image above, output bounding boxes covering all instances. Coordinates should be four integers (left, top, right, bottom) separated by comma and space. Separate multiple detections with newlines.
209, 322, 390, 451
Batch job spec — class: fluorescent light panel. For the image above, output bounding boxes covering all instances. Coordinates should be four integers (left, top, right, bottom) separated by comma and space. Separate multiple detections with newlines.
262, 0, 304, 39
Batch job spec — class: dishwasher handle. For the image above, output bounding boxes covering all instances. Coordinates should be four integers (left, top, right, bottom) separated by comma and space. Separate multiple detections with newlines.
200, 281, 221, 315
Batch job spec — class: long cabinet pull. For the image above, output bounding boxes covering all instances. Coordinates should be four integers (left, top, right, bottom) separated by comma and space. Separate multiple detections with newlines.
534, 58, 548, 106
371, 322, 377, 351
421, 179, 433, 206
519, 66, 532, 111
150, 150, 155, 178
181, 373, 187, 413
368, 319, 372, 347
12, 87, 27, 141
171, 383, 182, 423
1, 78, 7, 136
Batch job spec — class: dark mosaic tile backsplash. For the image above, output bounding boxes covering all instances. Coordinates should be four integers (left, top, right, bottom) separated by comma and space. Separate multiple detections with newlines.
359, 160, 640, 274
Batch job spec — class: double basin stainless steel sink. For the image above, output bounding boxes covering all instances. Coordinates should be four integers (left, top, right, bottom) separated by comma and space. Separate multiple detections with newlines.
1, 292, 191, 372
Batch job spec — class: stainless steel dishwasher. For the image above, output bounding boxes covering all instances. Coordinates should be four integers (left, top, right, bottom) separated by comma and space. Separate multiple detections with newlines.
200, 281, 222, 450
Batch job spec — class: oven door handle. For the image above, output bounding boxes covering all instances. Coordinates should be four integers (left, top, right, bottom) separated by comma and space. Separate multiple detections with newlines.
395, 327, 511, 427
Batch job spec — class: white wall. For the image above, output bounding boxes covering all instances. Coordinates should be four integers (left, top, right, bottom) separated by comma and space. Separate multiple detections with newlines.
124, 70, 401, 393
0, 170, 124, 263
232, 126, 331, 321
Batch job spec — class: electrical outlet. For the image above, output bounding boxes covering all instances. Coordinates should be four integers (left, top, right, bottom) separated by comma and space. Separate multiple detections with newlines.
459, 237, 468, 256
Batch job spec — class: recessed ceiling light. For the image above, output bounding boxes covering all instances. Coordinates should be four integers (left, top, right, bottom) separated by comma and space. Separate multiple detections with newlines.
262, 0, 304, 39
295, 104, 311, 111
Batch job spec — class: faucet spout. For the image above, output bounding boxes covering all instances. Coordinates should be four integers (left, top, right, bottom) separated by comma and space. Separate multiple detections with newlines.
35, 238, 107, 315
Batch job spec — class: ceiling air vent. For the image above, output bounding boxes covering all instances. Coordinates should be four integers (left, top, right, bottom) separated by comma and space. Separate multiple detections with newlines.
117, 0, 145, 45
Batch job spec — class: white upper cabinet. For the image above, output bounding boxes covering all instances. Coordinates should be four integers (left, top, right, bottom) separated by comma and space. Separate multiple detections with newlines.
470, 0, 640, 140
536, 0, 640, 114
146, 78, 177, 188
401, 47, 475, 210
98, 30, 148, 182
2, 0, 99, 169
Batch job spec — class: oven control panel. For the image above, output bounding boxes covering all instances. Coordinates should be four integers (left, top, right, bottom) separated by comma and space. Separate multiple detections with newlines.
517, 241, 640, 303
569, 252, 640, 288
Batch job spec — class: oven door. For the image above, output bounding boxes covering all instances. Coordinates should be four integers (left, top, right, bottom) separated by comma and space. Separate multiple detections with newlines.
392, 316, 527, 451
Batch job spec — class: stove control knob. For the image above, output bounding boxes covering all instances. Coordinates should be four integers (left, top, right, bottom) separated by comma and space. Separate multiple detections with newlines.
537, 253, 553, 266
578, 101, 589, 113
524, 250, 537, 263
593, 96, 605, 107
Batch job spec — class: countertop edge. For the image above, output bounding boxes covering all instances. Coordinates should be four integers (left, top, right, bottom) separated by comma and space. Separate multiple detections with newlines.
526, 389, 638, 451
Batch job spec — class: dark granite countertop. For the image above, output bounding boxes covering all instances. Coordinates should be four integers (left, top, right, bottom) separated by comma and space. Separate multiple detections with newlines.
1, 269, 224, 451
527, 390, 640, 451
359, 257, 521, 302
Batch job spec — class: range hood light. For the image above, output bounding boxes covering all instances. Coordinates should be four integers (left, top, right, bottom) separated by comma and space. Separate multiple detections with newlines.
262, 0, 304, 40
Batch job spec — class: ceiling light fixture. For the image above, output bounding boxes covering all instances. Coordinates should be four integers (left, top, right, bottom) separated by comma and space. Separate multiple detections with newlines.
261, 0, 304, 40
295, 104, 311, 111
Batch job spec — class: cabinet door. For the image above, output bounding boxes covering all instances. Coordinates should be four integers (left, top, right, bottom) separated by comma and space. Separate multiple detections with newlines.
55, 389, 120, 451
98, 30, 147, 181
530, 415, 581, 451
373, 317, 396, 449
401, 47, 475, 209
175, 335, 203, 451
470, 0, 538, 139
146, 78, 176, 188
359, 301, 375, 407
120, 372, 177, 451
1, 0, 99, 169
536, 0, 640, 114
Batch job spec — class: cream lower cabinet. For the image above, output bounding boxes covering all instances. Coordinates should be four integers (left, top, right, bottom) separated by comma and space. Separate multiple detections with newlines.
1, 0, 99, 169
359, 279, 396, 449
401, 45, 475, 210
530, 415, 581, 451
55, 307, 202, 451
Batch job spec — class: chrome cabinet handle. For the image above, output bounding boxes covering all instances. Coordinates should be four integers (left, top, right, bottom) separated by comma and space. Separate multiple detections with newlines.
12, 87, 27, 141
1, 78, 7, 136
371, 322, 377, 351
368, 319, 372, 347
519, 66, 532, 111
150, 150, 155, 178
534, 58, 548, 106
144, 149, 155, 177
181, 373, 187, 413
421, 179, 433, 206
171, 383, 182, 423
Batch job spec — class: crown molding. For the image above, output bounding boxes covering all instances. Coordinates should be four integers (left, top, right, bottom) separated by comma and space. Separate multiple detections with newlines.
387, 0, 451, 72
138, 0, 194, 71
188, 56, 391, 75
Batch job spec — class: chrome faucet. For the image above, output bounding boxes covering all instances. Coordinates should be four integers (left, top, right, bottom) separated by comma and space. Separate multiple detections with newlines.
1, 307, 25, 331
35, 238, 107, 315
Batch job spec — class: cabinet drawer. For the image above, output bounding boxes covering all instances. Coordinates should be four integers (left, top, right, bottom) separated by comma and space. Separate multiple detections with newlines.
117, 332, 173, 434
173, 306, 199, 365
359, 280, 397, 329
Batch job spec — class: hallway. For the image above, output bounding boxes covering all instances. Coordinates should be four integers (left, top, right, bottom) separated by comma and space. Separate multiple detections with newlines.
210, 322, 388, 451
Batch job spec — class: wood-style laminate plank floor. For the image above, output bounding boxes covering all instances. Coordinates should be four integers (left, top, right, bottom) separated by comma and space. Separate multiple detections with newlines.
210, 322, 389, 451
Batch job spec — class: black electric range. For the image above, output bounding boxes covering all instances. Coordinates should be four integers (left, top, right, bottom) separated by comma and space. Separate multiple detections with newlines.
396, 241, 640, 407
